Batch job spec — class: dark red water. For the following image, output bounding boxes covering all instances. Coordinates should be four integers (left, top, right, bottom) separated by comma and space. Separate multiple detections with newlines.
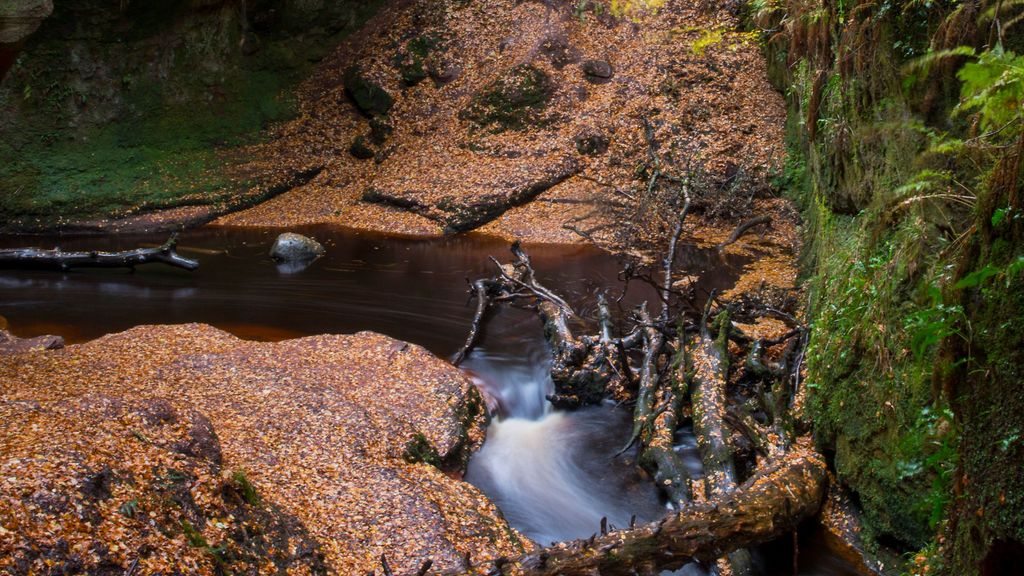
0, 225, 863, 575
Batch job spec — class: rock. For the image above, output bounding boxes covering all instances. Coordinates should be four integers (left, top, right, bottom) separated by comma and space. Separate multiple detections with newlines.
368, 115, 393, 145
269, 232, 325, 262
428, 58, 462, 85
0, 0, 52, 44
461, 64, 553, 131
343, 66, 394, 117
350, 135, 375, 160
0, 324, 528, 574
0, 329, 63, 354
538, 35, 579, 69
581, 59, 613, 83
0, 391, 327, 574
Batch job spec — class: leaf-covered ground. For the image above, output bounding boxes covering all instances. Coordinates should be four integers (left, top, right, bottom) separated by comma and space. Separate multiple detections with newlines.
211, 0, 784, 242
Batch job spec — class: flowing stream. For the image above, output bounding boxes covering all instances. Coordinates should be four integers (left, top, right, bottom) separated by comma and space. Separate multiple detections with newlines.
0, 225, 862, 575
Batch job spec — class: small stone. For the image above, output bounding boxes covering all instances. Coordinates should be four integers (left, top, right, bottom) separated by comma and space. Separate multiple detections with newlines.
581, 59, 613, 82
269, 233, 325, 262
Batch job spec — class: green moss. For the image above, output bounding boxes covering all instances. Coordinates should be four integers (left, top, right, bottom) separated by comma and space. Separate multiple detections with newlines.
396, 35, 438, 86
768, 5, 1024, 572
461, 64, 552, 132
402, 433, 441, 467
343, 66, 394, 116
231, 470, 261, 508
0, 0, 382, 230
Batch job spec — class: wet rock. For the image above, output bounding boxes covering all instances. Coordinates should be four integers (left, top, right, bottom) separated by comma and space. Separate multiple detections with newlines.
581, 59, 613, 83
0, 329, 63, 353
343, 66, 394, 117
0, 324, 527, 574
269, 232, 325, 262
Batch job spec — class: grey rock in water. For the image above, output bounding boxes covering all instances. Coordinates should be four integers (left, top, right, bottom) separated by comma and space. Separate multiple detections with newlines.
270, 233, 325, 262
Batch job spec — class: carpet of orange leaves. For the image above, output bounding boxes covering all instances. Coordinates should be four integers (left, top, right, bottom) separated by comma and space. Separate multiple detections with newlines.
1, 325, 527, 574
210, 0, 785, 244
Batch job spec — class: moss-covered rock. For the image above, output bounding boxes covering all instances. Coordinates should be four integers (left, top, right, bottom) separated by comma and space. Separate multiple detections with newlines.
343, 65, 394, 116
461, 64, 552, 132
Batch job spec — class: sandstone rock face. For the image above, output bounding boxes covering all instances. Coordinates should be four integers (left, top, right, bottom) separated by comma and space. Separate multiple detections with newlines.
269, 232, 326, 261
0, 324, 528, 575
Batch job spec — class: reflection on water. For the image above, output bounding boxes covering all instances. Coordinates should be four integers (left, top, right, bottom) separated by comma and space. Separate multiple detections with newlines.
0, 225, 861, 575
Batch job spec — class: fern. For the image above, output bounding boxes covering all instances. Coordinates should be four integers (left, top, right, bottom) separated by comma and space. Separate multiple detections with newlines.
956, 46, 1024, 132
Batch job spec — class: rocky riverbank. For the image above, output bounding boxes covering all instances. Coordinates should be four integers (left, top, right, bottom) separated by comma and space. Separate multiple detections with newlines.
0, 324, 527, 574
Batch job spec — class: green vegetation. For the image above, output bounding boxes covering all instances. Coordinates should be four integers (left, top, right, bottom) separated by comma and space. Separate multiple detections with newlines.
231, 470, 261, 507
461, 64, 552, 132
754, 1, 1024, 573
0, 0, 383, 230
403, 433, 442, 467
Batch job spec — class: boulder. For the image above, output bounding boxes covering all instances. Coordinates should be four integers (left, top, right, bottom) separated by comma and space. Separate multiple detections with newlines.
343, 66, 394, 117
0, 325, 528, 575
0, 328, 63, 354
269, 232, 325, 261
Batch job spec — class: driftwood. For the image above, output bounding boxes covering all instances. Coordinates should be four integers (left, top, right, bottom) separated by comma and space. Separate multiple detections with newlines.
0, 235, 199, 272
691, 305, 755, 575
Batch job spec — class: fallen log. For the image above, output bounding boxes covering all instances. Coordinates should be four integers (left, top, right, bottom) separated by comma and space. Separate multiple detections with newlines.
0, 235, 199, 272
452, 279, 496, 365
436, 447, 828, 576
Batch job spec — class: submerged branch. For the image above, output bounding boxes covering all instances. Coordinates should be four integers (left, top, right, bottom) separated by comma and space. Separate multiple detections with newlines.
0, 235, 199, 272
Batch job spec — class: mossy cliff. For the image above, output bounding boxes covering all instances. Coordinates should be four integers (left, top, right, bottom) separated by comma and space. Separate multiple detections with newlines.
751, 1, 1023, 573
0, 0, 381, 230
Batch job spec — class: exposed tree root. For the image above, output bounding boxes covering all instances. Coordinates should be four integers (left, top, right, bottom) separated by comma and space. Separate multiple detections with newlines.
0, 235, 199, 272
439, 233, 823, 575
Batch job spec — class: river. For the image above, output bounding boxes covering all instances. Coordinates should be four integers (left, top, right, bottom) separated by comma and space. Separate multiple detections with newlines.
0, 225, 863, 575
